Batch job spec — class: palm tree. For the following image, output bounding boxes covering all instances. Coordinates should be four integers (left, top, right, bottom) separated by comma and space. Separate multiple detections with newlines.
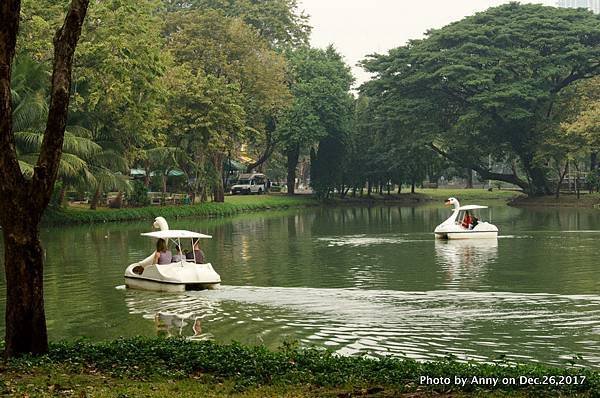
12, 57, 100, 202
12, 56, 131, 208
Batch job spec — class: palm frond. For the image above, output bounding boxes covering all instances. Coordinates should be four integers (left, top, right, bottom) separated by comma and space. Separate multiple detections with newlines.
57, 153, 92, 179
18, 160, 35, 178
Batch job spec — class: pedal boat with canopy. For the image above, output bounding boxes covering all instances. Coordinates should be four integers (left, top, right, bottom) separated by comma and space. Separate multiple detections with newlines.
124, 229, 221, 292
434, 197, 498, 240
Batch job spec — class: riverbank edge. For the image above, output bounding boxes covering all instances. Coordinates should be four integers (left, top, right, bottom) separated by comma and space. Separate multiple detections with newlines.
0, 338, 596, 397
42, 196, 319, 226
509, 193, 600, 209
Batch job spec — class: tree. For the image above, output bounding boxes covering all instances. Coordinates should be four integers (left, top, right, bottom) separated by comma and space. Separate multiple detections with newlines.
277, 46, 353, 195
362, 4, 600, 196
164, 9, 288, 200
163, 0, 311, 47
562, 76, 600, 171
0, 0, 89, 357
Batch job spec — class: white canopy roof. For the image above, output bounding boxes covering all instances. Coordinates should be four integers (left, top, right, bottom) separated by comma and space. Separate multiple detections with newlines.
457, 205, 488, 211
141, 230, 212, 239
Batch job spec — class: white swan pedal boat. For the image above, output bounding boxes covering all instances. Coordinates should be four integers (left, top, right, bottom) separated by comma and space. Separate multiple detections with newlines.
124, 219, 221, 292
434, 197, 498, 240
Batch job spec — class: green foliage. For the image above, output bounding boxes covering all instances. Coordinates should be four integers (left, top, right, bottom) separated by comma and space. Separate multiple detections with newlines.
586, 169, 600, 192
276, 46, 354, 194
129, 181, 150, 207
4, 338, 600, 395
43, 195, 316, 225
163, 0, 311, 47
48, 181, 64, 209
361, 4, 600, 196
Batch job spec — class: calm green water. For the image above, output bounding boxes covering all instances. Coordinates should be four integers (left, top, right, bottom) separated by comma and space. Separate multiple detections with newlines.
1, 204, 600, 367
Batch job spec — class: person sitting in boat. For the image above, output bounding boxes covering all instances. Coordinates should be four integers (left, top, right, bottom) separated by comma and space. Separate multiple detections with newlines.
471, 216, 479, 229
186, 239, 205, 264
461, 211, 473, 229
153, 238, 172, 265
172, 245, 185, 263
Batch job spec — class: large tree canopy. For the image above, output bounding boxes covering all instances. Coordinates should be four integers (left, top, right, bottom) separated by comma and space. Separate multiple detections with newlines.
361, 3, 600, 195
163, 0, 311, 47
277, 46, 353, 195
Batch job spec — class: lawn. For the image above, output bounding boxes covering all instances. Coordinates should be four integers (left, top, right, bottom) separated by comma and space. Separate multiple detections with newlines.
1, 338, 596, 397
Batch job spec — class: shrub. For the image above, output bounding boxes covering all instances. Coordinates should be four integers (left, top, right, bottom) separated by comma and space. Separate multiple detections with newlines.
129, 180, 150, 207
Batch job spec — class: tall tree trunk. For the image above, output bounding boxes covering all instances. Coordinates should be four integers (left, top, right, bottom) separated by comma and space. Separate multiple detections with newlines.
3, 222, 48, 357
397, 185, 402, 194
144, 161, 150, 187
555, 161, 569, 199
211, 152, 225, 203
522, 154, 551, 196
57, 183, 66, 206
465, 169, 473, 189
286, 144, 299, 196
0, 0, 89, 358
367, 180, 372, 197
411, 180, 416, 193
591, 152, 598, 171
89, 186, 101, 210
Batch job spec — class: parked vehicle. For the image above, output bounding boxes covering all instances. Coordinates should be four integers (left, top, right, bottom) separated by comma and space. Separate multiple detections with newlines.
230, 173, 267, 195
269, 181, 285, 192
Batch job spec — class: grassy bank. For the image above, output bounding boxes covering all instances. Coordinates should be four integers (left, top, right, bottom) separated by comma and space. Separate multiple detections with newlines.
1, 338, 597, 397
43, 195, 318, 226
326, 189, 524, 205
510, 192, 600, 208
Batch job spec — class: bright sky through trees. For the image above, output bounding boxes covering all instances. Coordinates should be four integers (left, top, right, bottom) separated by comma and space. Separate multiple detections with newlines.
298, 0, 556, 86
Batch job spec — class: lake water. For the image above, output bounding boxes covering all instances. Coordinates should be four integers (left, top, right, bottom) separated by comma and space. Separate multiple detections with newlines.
1, 204, 600, 367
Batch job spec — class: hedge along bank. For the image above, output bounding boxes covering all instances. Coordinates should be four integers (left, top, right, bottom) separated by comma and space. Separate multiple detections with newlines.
42, 196, 318, 225
2, 338, 599, 396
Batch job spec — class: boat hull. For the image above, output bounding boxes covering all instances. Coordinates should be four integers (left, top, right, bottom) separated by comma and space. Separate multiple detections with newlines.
124, 261, 221, 292
435, 230, 498, 240
434, 221, 498, 240
125, 276, 219, 293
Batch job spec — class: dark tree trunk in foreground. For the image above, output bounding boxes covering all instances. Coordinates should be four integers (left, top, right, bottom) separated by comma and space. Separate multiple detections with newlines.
286, 144, 299, 195
591, 152, 598, 172
0, 0, 89, 358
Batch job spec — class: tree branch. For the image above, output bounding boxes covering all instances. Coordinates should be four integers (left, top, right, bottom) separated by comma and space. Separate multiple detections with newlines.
430, 143, 529, 191
31, 0, 89, 208
246, 116, 278, 172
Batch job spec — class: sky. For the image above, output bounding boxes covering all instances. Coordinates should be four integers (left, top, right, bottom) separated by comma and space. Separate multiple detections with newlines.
297, 0, 556, 87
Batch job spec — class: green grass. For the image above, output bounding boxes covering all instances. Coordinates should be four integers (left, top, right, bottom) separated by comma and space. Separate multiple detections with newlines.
511, 192, 600, 208
415, 188, 525, 202
326, 189, 524, 206
1, 338, 598, 397
43, 195, 318, 226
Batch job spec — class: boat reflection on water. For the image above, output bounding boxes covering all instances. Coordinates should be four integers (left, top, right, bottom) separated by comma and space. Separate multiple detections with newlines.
435, 239, 498, 287
153, 312, 213, 340
127, 291, 217, 340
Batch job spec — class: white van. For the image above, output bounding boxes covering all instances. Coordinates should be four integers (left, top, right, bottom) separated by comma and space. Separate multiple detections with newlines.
230, 173, 267, 195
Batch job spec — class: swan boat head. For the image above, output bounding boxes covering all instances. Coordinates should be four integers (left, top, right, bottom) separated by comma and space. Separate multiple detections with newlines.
153, 217, 169, 231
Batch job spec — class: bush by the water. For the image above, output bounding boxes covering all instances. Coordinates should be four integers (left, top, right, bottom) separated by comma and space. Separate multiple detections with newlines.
129, 180, 151, 207
42, 196, 316, 225
4, 338, 598, 395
